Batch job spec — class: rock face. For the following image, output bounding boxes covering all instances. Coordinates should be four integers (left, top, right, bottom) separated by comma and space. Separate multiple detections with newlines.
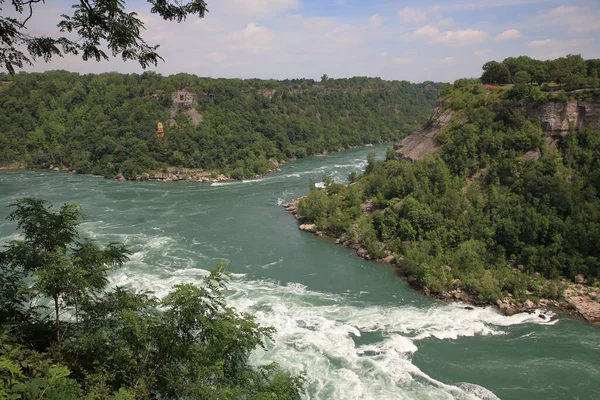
564, 285, 600, 325
394, 101, 466, 161
395, 97, 600, 162
299, 224, 317, 233
528, 99, 600, 133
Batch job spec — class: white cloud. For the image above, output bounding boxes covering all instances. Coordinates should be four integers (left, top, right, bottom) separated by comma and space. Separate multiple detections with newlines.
528, 38, 587, 48
434, 29, 488, 45
443, 56, 456, 65
209, 52, 227, 63
14, 0, 594, 84
303, 16, 337, 31
536, 6, 600, 33
370, 14, 382, 27
405, 25, 440, 41
228, 23, 274, 53
403, 25, 488, 46
495, 29, 521, 40
398, 7, 428, 23
392, 57, 412, 64
228, 0, 300, 17
528, 39, 552, 47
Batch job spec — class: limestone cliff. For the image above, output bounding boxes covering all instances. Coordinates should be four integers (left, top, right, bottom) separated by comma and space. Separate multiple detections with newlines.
528, 99, 600, 133
394, 100, 466, 161
395, 97, 600, 161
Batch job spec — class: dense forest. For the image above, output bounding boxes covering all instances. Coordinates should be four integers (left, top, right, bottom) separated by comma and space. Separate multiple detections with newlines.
0, 198, 304, 398
298, 55, 600, 303
480, 54, 600, 89
0, 71, 439, 179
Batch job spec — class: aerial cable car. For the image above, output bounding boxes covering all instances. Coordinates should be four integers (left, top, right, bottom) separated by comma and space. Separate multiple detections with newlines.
157, 122, 164, 137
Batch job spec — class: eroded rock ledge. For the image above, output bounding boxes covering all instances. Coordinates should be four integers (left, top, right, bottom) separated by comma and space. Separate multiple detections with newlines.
394, 97, 600, 162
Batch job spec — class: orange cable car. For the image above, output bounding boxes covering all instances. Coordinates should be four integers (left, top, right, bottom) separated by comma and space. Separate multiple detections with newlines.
157, 122, 164, 137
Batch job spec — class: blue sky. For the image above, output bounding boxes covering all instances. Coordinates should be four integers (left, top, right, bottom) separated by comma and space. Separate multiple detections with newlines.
7, 0, 600, 82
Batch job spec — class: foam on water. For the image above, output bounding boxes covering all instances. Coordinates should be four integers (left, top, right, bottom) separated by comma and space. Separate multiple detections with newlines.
107, 260, 555, 400
211, 178, 266, 187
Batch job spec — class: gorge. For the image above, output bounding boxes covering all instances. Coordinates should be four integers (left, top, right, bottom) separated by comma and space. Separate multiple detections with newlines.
2, 148, 599, 399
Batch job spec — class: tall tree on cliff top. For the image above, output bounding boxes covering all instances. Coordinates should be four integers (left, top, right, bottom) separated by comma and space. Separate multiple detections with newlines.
481, 61, 511, 84
0, 0, 209, 74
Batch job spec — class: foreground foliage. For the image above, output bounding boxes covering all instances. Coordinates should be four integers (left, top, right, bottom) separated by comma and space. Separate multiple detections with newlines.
299, 71, 600, 303
0, 71, 439, 179
0, 198, 304, 399
0, 0, 209, 74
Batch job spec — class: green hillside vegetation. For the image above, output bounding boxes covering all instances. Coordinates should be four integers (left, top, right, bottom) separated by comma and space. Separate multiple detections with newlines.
0, 198, 304, 399
0, 71, 439, 179
298, 57, 600, 303
480, 54, 600, 90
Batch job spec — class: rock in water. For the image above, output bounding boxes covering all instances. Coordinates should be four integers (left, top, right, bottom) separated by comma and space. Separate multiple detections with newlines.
299, 224, 317, 233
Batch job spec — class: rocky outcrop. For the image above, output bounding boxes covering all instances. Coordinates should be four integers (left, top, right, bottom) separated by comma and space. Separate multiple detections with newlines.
299, 224, 317, 233
168, 104, 203, 127
115, 169, 231, 183
282, 200, 298, 214
395, 97, 600, 162
528, 99, 600, 133
564, 284, 600, 325
394, 101, 466, 161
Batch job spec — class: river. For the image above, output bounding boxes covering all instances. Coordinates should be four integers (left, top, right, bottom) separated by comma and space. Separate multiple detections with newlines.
1, 145, 599, 400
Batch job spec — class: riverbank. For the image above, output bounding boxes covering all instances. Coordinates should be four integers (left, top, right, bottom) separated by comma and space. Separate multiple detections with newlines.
3, 144, 600, 400
0, 143, 381, 184
282, 199, 600, 325
0, 158, 292, 184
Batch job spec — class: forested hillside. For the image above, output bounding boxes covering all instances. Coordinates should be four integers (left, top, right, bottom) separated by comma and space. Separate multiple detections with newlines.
295, 58, 600, 316
0, 71, 439, 179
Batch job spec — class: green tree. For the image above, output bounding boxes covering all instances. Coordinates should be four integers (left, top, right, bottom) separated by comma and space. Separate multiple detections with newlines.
1, 200, 306, 398
514, 70, 532, 85
0, 0, 209, 73
0, 198, 129, 344
590, 69, 599, 88
481, 61, 511, 84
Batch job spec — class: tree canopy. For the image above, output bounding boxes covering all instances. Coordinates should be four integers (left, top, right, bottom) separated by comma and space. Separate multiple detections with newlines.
0, 71, 440, 179
0, 0, 209, 74
297, 65, 600, 304
481, 61, 511, 85
483, 54, 600, 90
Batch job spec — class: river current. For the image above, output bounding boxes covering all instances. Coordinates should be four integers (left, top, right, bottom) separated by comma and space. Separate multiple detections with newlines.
1, 145, 599, 400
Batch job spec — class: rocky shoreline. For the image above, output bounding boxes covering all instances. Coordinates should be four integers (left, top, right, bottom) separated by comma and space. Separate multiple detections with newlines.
0, 158, 293, 184
114, 158, 291, 183
1, 143, 382, 183
282, 199, 600, 325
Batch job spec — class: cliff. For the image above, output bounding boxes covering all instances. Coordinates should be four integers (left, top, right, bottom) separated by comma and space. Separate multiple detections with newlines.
395, 96, 600, 161
528, 99, 600, 133
394, 100, 466, 161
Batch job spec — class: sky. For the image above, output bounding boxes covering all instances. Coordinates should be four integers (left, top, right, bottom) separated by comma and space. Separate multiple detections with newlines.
4, 0, 600, 82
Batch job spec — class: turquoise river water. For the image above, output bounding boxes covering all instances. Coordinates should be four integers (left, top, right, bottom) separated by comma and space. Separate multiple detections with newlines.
1, 145, 599, 399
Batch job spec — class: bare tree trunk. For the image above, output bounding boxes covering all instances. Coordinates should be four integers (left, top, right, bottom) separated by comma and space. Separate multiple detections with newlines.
54, 296, 60, 346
